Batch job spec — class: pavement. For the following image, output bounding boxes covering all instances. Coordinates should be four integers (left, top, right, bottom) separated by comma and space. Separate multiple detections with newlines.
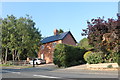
2, 63, 119, 71
36, 63, 119, 71
65, 64, 87, 69
34, 63, 88, 71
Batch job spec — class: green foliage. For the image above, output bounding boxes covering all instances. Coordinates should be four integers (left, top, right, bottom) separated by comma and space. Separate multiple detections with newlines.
53, 44, 86, 67
78, 38, 93, 50
58, 29, 64, 34
104, 52, 120, 63
85, 52, 103, 64
1, 15, 42, 63
83, 51, 93, 62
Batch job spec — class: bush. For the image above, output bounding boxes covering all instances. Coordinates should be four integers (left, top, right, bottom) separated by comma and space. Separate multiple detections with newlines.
53, 44, 86, 67
83, 51, 93, 61
84, 52, 103, 64
104, 52, 120, 63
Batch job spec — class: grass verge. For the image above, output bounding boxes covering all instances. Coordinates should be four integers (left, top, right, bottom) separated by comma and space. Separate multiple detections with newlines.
0, 64, 33, 69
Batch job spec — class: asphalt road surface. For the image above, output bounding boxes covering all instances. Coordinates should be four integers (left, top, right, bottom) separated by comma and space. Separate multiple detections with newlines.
1, 64, 119, 80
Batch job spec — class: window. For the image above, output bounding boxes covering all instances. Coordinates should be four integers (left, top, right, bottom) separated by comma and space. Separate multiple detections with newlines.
52, 42, 57, 48
41, 54, 44, 59
41, 45, 44, 50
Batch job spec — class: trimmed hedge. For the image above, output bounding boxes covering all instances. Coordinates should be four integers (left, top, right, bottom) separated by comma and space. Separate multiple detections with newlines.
53, 44, 86, 67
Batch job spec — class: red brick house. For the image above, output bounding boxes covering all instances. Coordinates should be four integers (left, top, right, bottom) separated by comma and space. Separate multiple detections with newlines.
38, 29, 77, 63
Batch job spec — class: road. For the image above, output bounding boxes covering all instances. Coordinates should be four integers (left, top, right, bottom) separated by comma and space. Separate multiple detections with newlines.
1, 64, 119, 80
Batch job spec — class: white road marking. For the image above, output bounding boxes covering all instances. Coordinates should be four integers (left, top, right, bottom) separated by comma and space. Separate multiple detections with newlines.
33, 74, 61, 78
11, 72, 21, 74
2, 70, 21, 74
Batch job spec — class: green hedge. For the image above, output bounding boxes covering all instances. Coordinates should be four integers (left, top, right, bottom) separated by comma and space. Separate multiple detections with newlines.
53, 44, 86, 67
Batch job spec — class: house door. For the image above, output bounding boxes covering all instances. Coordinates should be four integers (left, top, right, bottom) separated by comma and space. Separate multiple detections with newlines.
41, 53, 44, 59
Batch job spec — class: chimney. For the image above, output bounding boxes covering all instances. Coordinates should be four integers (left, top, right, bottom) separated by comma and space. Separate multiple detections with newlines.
54, 29, 58, 35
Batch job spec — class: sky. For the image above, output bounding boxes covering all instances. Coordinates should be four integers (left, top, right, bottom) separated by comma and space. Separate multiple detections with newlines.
1, 2, 118, 42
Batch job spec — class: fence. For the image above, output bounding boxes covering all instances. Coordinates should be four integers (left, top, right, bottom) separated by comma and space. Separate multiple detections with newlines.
6, 60, 30, 66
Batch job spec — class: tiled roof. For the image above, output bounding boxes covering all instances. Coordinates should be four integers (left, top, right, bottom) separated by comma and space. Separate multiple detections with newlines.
41, 31, 76, 44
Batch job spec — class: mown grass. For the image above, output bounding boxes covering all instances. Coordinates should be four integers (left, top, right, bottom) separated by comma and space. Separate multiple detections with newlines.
0, 64, 33, 68
0, 64, 15, 67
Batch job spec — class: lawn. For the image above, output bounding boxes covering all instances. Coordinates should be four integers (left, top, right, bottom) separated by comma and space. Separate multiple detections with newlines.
0, 64, 33, 68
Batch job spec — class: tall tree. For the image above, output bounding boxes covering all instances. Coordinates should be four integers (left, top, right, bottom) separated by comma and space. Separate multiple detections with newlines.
82, 14, 120, 54
1, 15, 42, 63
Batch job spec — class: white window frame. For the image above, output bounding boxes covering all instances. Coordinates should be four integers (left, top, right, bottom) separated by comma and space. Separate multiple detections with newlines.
41, 53, 44, 59
52, 42, 57, 48
41, 45, 44, 50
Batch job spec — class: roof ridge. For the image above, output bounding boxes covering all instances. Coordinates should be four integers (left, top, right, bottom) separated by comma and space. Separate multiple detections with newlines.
41, 31, 70, 44
44, 31, 69, 38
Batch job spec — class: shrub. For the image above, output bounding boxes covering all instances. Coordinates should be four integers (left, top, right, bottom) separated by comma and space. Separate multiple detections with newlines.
87, 52, 103, 64
53, 44, 86, 67
83, 51, 93, 61
104, 52, 120, 63
111, 52, 119, 63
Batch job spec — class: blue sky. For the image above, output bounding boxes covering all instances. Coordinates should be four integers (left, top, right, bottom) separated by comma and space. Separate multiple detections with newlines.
2, 2, 118, 42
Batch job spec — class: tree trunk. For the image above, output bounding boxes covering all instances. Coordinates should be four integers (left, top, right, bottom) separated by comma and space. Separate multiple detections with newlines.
15, 50, 17, 61
17, 53, 20, 61
2, 51, 5, 64
5, 48, 8, 64
12, 50, 15, 62
14, 50, 20, 61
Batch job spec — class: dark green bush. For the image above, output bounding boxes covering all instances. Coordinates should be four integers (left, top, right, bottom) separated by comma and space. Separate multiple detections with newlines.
53, 44, 86, 67
86, 52, 103, 64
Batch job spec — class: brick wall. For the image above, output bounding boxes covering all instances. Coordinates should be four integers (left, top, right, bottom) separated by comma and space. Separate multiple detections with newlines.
38, 33, 76, 63
62, 33, 76, 46
38, 40, 62, 63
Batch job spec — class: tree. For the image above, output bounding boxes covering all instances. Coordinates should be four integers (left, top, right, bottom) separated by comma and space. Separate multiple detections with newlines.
78, 38, 93, 50
58, 29, 64, 34
1, 16, 16, 63
82, 15, 120, 54
1, 15, 42, 63
81, 14, 120, 63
